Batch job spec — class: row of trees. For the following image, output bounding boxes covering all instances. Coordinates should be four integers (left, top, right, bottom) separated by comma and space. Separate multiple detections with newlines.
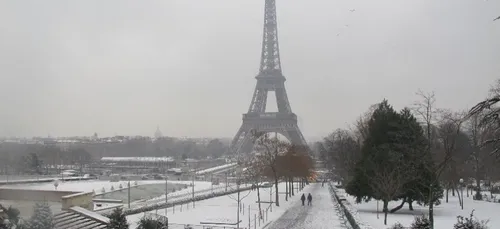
241, 132, 314, 219
318, 87, 500, 228
0, 146, 92, 175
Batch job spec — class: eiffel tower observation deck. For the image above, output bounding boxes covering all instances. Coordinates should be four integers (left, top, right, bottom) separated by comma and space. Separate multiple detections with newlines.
228, 0, 307, 157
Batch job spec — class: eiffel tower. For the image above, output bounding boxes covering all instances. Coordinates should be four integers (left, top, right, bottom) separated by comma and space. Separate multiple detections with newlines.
229, 0, 307, 157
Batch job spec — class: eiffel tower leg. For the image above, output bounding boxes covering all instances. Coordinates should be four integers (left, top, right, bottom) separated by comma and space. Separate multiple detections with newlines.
275, 87, 291, 113
238, 134, 255, 155
284, 125, 308, 147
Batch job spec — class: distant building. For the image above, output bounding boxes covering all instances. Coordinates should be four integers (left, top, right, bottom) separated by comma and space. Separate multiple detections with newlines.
154, 126, 163, 139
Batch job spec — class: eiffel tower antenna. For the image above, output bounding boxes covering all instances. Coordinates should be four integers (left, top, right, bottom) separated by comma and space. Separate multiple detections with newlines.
229, 0, 307, 158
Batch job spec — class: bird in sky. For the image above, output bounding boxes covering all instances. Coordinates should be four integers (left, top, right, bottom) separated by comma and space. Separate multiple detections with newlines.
350, 9, 356, 12
494, 15, 500, 21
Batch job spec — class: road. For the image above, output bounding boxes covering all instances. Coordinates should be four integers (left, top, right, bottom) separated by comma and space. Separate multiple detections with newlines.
267, 183, 348, 229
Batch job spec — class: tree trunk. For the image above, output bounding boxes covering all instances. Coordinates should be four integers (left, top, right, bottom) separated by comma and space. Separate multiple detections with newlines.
285, 179, 288, 201
490, 184, 494, 198
291, 178, 295, 196
429, 184, 435, 229
274, 177, 280, 207
453, 182, 462, 209
475, 177, 482, 200
383, 200, 389, 225
257, 184, 262, 219
408, 199, 414, 210
452, 186, 455, 196
389, 199, 405, 213
446, 188, 449, 203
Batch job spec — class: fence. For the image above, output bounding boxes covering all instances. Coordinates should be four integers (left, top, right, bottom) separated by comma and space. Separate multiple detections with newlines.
328, 182, 361, 229
141, 194, 273, 229
328, 182, 374, 229
122, 185, 255, 215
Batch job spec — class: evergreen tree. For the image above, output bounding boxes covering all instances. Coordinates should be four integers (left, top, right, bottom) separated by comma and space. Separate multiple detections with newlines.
0, 204, 20, 229
28, 202, 54, 229
346, 101, 437, 225
346, 100, 404, 202
107, 208, 129, 229
391, 109, 443, 212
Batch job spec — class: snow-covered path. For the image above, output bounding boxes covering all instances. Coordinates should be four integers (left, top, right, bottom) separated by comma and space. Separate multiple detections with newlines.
267, 183, 346, 229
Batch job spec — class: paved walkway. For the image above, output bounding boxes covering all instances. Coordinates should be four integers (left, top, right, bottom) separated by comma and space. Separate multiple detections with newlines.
267, 183, 347, 229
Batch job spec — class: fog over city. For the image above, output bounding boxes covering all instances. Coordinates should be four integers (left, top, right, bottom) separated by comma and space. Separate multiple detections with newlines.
0, 0, 499, 139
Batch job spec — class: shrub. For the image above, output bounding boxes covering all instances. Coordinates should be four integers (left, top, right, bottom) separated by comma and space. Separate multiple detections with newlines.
388, 222, 405, 229
454, 210, 489, 229
410, 215, 431, 229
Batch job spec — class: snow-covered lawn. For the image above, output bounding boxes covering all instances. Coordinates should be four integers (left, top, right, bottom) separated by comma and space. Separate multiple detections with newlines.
0, 180, 168, 194
337, 188, 500, 229
127, 181, 227, 209
127, 182, 307, 229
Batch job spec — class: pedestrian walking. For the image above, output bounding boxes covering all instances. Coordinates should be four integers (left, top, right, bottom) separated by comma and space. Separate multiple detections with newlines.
301, 193, 306, 206
307, 193, 312, 206
322, 179, 325, 187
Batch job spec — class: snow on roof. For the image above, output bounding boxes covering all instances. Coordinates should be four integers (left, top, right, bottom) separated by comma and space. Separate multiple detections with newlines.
100, 157, 174, 163
195, 163, 238, 175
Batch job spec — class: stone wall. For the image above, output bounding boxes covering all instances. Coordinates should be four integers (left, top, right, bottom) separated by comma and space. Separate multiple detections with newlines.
62, 192, 94, 211
0, 188, 77, 202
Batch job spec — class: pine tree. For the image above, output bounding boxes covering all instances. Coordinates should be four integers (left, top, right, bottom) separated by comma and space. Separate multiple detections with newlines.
28, 202, 54, 229
107, 208, 129, 229
391, 109, 443, 213
346, 101, 433, 225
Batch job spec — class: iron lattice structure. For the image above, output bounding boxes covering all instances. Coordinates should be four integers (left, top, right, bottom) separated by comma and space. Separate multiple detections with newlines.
229, 0, 307, 157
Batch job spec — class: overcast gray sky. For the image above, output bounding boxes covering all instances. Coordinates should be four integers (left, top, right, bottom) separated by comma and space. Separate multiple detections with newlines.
0, 0, 499, 140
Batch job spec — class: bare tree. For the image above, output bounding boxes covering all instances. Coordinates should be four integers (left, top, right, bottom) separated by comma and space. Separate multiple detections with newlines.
412, 90, 468, 228
412, 90, 438, 154
435, 111, 469, 206
465, 111, 497, 200
242, 159, 265, 219
253, 133, 289, 207
351, 103, 379, 145
321, 129, 360, 184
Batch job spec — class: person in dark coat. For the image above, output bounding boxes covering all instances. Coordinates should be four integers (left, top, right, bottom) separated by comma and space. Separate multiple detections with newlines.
301, 194, 306, 206
307, 193, 312, 206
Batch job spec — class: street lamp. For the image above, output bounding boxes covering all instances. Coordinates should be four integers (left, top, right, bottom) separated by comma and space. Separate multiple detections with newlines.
459, 178, 464, 210
235, 166, 243, 229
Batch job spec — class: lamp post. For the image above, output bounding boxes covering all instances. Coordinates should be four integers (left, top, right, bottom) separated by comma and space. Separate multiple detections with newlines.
235, 166, 243, 229
459, 178, 464, 210
165, 176, 168, 216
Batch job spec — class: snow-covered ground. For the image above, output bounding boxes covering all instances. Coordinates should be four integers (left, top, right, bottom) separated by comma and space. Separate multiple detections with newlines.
337, 188, 500, 228
126, 181, 228, 209
267, 183, 347, 229
127, 182, 307, 229
0, 180, 168, 194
